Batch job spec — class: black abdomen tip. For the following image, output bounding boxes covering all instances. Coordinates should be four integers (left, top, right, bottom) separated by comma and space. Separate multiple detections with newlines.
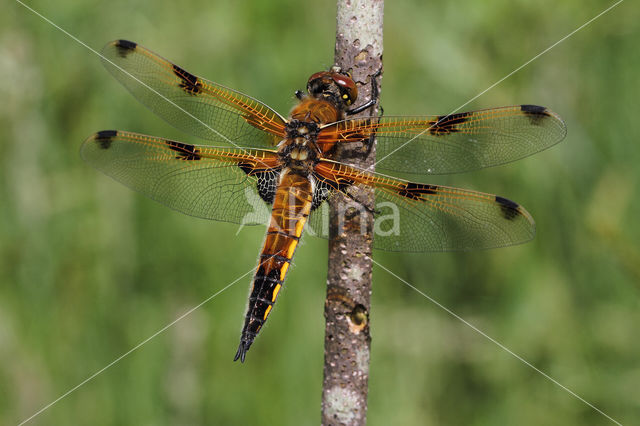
234, 341, 252, 363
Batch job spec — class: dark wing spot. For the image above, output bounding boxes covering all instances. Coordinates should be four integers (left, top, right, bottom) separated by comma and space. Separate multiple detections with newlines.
114, 40, 137, 58
398, 182, 438, 200
172, 64, 202, 95
238, 162, 280, 204
495, 195, 520, 220
308, 172, 356, 210
520, 104, 550, 126
521, 104, 548, 115
320, 175, 354, 193
428, 112, 470, 135
166, 140, 201, 160
94, 130, 117, 149
237, 162, 256, 176
311, 178, 334, 210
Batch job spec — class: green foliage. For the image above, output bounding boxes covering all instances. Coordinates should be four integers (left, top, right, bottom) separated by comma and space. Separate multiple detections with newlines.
1, 0, 638, 424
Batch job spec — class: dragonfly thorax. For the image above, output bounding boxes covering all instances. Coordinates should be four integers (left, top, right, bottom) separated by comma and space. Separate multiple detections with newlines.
285, 119, 319, 139
280, 120, 320, 173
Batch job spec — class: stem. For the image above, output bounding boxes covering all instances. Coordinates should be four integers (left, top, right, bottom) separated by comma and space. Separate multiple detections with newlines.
321, 1, 383, 425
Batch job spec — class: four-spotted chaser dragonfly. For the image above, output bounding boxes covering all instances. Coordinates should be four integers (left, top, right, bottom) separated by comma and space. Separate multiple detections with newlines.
82, 40, 566, 362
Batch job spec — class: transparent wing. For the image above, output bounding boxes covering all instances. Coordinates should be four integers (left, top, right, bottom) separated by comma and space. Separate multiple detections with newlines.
81, 130, 281, 225
309, 160, 535, 252
317, 105, 566, 175
101, 40, 287, 148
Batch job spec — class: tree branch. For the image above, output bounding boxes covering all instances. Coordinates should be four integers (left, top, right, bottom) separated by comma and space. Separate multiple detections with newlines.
321, 1, 383, 425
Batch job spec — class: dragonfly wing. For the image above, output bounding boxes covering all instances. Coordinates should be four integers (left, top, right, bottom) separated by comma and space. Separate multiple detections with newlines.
310, 160, 535, 252
81, 130, 281, 225
101, 40, 287, 148
318, 105, 566, 175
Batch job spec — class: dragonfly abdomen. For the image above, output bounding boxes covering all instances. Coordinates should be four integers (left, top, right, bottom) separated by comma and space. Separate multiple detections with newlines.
234, 170, 314, 362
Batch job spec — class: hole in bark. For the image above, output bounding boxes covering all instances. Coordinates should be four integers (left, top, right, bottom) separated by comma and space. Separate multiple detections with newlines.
348, 304, 368, 333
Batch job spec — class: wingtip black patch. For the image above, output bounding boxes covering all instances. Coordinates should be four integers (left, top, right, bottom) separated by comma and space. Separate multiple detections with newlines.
94, 130, 117, 149
521, 104, 547, 114
399, 182, 438, 200
495, 195, 520, 220
172, 64, 202, 95
521, 104, 550, 126
166, 140, 201, 160
428, 112, 470, 135
114, 39, 137, 58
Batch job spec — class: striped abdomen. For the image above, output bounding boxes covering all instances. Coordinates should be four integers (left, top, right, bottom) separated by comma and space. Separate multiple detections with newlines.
234, 169, 313, 362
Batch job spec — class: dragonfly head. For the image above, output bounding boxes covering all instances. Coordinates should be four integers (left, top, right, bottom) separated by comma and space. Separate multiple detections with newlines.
307, 68, 358, 110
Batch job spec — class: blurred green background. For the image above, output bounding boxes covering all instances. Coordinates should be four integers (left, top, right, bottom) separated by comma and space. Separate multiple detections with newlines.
2, 0, 638, 424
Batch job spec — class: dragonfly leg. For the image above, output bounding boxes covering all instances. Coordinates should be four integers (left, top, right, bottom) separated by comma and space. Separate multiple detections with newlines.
345, 67, 383, 116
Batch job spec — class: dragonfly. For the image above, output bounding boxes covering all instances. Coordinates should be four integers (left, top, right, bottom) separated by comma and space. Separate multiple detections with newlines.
82, 40, 566, 363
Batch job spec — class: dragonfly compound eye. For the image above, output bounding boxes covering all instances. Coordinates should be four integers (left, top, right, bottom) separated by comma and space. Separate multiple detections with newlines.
331, 73, 358, 106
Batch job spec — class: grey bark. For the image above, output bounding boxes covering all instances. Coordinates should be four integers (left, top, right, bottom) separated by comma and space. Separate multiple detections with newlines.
321, 1, 383, 425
